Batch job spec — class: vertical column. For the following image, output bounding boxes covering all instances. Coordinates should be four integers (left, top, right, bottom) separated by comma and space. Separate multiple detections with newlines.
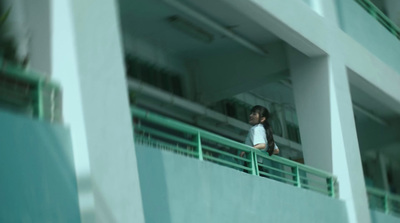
51, 0, 145, 223
310, 0, 340, 25
287, 49, 332, 171
287, 47, 371, 223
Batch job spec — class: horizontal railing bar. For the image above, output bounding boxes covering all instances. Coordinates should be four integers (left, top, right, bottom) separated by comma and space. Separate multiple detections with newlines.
0, 86, 35, 97
389, 196, 400, 202
135, 125, 197, 147
201, 132, 253, 152
0, 82, 35, 90
255, 150, 335, 178
257, 164, 296, 177
132, 106, 254, 152
0, 94, 32, 103
369, 203, 385, 207
202, 145, 249, 163
297, 165, 334, 179
203, 154, 251, 171
355, 0, 400, 40
132, 107, 199, 134
0, 57, 61, 123
258, 171, 297, 184
301, 184, 331, 195
367, 186, 400, 201
298, 176, 329, 187
132, 106, 338, 198
255, 152, 296, 168
0, 60, 59, 88
134, 105, 324, 175
367, 187, 387, 196
135, 137, 198, 157
366, 186, 400, 216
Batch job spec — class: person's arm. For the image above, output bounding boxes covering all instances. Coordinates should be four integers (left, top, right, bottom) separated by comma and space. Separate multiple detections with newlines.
267, 143, 280, 156
240, 143, 266, 157
253, 143, 266, 150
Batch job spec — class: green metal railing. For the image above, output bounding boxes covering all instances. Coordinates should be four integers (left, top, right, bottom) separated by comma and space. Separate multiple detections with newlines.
355, 0, 400, 40
0, 58, 62, 122
131, 106, 338, 198
367, 186, 400, 216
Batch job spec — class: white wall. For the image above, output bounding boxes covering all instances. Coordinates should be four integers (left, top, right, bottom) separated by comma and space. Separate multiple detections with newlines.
287, 47, 371, 223
51, 1, 145, 222
218, 0, 400, 112
136, 145, 349, 223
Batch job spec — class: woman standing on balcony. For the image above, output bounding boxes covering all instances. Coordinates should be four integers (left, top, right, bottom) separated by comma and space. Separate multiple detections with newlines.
241, 105, 279, 157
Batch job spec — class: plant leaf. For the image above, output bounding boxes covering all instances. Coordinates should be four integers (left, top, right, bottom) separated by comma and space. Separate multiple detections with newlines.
0, 8, 11, 27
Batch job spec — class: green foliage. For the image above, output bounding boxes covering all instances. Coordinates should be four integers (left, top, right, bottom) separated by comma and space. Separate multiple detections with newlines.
0, 7, 11, 27
0, 6, 19, 64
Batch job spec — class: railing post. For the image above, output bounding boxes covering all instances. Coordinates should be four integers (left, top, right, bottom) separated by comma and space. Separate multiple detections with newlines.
327, 177, 335, 198
250, 150, 257, 176
37, 80, 44, 120
197, 132, 203, 161
295, 166, 301, 188
384, 193, 390, 214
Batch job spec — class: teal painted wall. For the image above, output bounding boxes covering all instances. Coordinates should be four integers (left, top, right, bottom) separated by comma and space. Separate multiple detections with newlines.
0, 111, 80, 222
135, 145, 348, 223
370, 210, 400, 223
336, 0, 400, 74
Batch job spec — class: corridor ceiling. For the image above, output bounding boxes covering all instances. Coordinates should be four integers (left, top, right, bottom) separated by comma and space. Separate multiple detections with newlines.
118, 0, 279, 58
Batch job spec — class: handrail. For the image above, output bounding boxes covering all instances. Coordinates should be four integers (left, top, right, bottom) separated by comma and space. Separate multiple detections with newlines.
0, 57, 61, 122
131, 106, 338, 198
367, 186, 400, 215
0, 58, 59, 87
355, 0, 400, 40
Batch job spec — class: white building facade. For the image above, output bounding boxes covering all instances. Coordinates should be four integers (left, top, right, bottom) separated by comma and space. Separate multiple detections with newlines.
1, 0, 400, 222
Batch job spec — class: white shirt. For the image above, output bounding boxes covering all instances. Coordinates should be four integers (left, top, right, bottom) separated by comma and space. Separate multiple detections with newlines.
245, 124, 268, 151
245, 124, 278, 162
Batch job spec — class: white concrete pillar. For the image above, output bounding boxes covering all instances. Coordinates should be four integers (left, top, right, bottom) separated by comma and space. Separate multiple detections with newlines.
383, 0, 400, 27
310, 0, 339, 25
287, 47, 371, 223
51, 0, 145, 222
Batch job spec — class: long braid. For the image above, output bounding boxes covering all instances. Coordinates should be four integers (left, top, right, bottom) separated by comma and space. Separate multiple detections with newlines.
262, 121, 275, 156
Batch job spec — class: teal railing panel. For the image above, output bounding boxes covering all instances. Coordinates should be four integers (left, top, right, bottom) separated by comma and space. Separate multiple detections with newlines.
131, 106, 338, 198
355, 0, 400, 40
367, 186, 400, 216
0, 58, 62, 122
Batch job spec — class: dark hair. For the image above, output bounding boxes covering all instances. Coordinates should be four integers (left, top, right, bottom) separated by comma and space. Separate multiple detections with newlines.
251, 105, 275, 155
